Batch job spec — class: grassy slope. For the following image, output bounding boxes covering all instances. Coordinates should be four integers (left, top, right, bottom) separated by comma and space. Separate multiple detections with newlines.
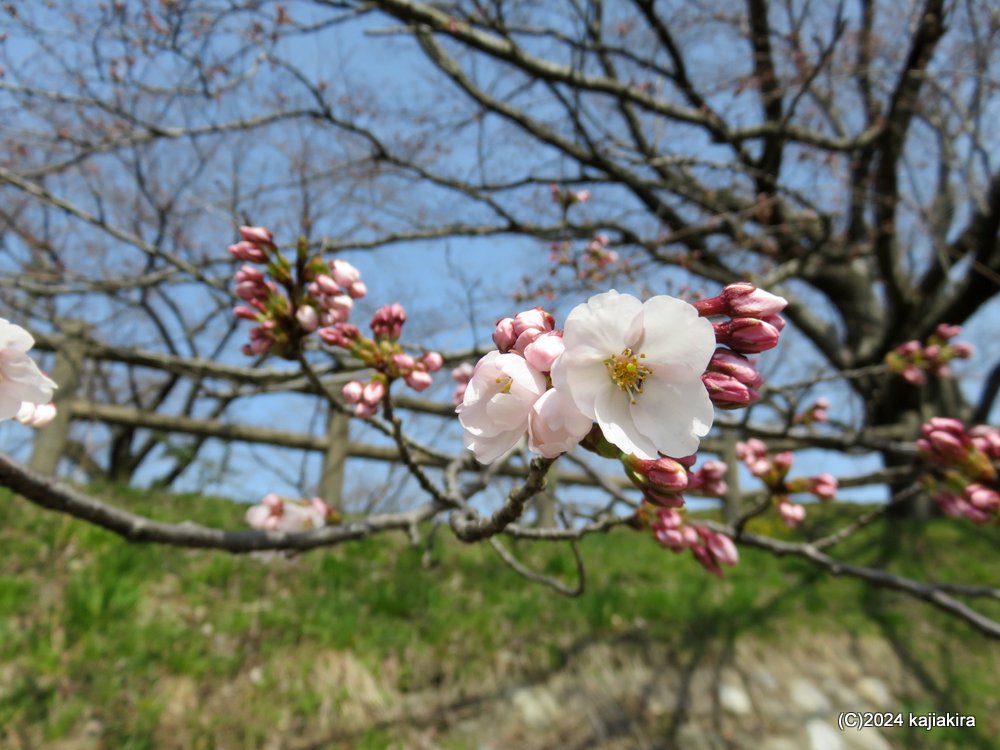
1, 485, 998, 749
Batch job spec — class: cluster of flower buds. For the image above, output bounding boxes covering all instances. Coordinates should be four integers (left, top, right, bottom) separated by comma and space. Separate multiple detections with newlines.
693, 283, 787, 410
15, 401, 57, 428
622, 453, 728, 507
648, 506, 739, 577
245, 493, 340, 532
549, 183, 590, 210
736, 438, 838, 527
493, 307, 565, 372
450, 362, 474, 407
795, 397, 830, 425
916, 418, 999, 523
544, 234, 624, 286
885, 324, 973, 386
338, 304, 444, 418
229, 228, 443, 416
230, 226, 367, 358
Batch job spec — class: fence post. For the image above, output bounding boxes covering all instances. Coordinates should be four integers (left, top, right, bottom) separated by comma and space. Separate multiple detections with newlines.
318, 407, 349, 507
29, 321, 89, 476
722, 433, 741, 525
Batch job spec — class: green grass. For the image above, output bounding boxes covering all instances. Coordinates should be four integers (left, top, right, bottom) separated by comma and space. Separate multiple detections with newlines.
0, 485, 998, 748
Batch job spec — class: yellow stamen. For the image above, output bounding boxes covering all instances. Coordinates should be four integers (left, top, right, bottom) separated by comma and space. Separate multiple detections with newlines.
495, 375, 513, 394
604, 348, 651, 403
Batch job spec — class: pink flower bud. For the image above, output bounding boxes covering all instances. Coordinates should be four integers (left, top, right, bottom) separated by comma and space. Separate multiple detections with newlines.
296, 305, 319, 332
405, 370, 433, 391
950, 342, 974, 359
318, 323, 360, 348
228, 241, 268, 263
451, 362, 474, 383
935, 323, 962, 340
493, 317, 517, 352
925, 430, 968, 462
713, 317, 782, 354
392, 352, 416, 370
354, 401, 376, 419
234, 264, 265, 284
347, 280, 367, 299
342, 381, 364, 404
512, 307, 555, 337
897, 340, 922, 355
810, 473, 838, 500
315, 274, 340, 296
704, 529, 739, 567
720, 282, 788, 318
778, 500, 805, 527
235, 281, 262, 301
736, 438, 766, 459
702, 371, 759, 409
966, 484, 1000, 511
421, 351, 444, 372
970, 426, 1000, 460
523, 331, 565, 373
699, 460, 727, 480
239, 225, 274, 246
371, 303, 406, 340
772, 451, 793, 475
706, 348, 763, 387
901, 365, 926, 385
362, 381, 386, 406
329, 259, 360, 287
233, 306, 259, 321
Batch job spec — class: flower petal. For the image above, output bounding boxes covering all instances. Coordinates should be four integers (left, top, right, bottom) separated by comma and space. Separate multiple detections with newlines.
631, 376, 714, 457
594, 387, 658, 459
638, 295, 715, 372
0, 320, 35, 353
561, 290, 643, 362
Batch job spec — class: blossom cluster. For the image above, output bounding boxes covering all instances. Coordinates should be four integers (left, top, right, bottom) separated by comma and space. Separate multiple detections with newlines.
917, 418, 999, 524
338, 304, 444, 418
694, 282, 787, 410
736, 439, 838, 526
245, 493, 340, 532
460, 291, 724, 464
230, 227, 444, 418
885, 324, 973, 386
549, 183, 590, 209
543, 234, 628, 288
0, 319, 57, 427
622, 453, 728, 507
795, 397, 829, 426
230, 226, 367, 358
649, 507, 739, 577
461, 284, 787, 575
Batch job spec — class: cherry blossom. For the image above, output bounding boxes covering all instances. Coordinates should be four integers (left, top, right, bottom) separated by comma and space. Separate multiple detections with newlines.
245, 494, 332, 532
527, 388, 593, 458
458, 351, 546, 464
0, 319, 57, 421
551, 290, 715, 460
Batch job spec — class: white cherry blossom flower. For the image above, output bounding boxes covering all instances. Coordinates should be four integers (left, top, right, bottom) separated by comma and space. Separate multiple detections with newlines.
528, 388, 593, 458
0, 319, 57, 421
551, 290, 715, 459
458, 351, 546, 464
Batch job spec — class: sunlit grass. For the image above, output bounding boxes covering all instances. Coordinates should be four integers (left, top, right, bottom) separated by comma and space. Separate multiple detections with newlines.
0, 485, 997, 747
